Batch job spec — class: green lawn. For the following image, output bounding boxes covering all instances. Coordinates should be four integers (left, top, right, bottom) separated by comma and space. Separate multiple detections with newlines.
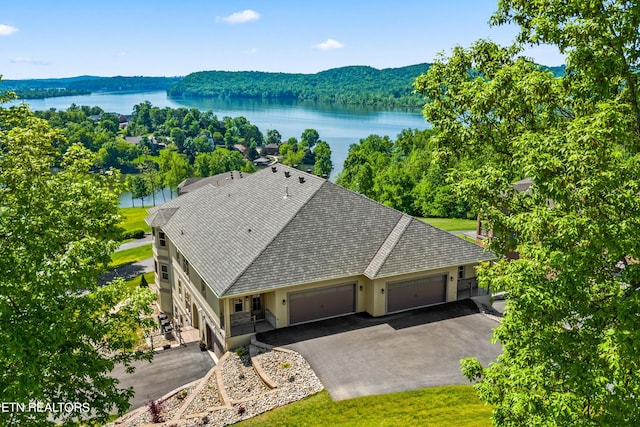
418, 217, 477, 232
109, 244, 152, 268
119, 206, 152, 233
123, 271, 155, 291
237, 386, 492, 427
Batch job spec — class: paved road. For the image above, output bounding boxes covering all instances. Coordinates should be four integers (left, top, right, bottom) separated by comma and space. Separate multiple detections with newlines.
117, 234, 153, 251
111, 342, 215, 411
258, 300, 501, 401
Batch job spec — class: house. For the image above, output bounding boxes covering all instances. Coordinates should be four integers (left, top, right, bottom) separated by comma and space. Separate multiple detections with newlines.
146, 165, 494, 356
265, 143, 280, 156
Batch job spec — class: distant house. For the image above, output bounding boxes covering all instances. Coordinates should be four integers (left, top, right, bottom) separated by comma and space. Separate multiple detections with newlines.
265, 143, 280, 156
252, 157, 271, 168
146, 165, 494, 356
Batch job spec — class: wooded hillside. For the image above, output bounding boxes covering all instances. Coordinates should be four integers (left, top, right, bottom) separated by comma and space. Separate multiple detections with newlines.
166, 64, 431, 106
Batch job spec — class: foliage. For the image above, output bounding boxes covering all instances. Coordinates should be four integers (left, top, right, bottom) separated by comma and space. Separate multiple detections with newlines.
313, 140, 333, 176
127, 174, 151, 207
236, 387, 491, 427
121, 228, 146, 240
166, 64, 432, 107
14, 88, 91, 99
414, 2, 640, 424
0, 100, 156, 425
147, 399, 164, 423
336, 129, 472, 218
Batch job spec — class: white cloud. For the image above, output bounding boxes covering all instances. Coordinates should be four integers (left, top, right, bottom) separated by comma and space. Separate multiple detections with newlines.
218, 10, 260, 24
313, 38, 344, 51
0, 24, 19, 36
245, 48, 258, 54
10, 57, 48, 66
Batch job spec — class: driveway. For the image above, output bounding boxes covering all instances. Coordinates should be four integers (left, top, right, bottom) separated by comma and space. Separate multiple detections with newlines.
257, 299, 501, 401
111, 342, 215, 411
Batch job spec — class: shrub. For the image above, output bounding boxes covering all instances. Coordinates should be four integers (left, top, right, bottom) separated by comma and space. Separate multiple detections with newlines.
147, 399, 164, 423
237, 405, 246, 415
139, 274, 148, 288
281, 362, 291, 369
234, 347, 248, 357
123, 228, 146, 239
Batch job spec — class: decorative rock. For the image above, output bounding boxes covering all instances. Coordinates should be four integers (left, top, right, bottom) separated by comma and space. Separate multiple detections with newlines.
106, 345, 323, 427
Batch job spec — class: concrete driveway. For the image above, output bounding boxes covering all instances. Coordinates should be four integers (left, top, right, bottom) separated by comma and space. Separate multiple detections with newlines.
257, 300, 501, 401
111, 341, 215, 411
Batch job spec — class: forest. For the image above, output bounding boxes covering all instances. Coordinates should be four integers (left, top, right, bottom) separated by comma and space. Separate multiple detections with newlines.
0, 76, 181, 94
167, 64, 431, 106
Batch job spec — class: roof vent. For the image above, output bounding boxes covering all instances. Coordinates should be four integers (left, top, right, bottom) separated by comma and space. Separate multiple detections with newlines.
283, 186, 289, 199
306, 168, 312, 173
299, 176, 305, 184
284, 171, 291, 178
271, 166, 278, 173
293, 164, 298, 169
230, 171, 234, 179
322, 174, 328, 179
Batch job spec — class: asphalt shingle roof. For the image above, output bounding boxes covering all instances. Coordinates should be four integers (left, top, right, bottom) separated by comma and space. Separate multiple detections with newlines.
146, 165, 494, 297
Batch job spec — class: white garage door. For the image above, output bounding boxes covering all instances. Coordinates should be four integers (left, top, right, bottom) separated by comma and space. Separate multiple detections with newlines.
289, 283, 356, 325
387, 275, 447, 313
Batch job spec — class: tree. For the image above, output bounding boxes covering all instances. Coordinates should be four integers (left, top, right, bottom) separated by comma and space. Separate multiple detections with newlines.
128, 174, 151, 207
161, 150, 191, 198
414, 3, 640, 424
265, 129, 282, 145
301, 128, 320, 150
313, 140, 333, 176
0, 101, 156, 426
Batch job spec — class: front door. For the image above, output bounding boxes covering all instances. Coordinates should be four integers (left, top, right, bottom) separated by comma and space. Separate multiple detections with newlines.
251, 294, 264, 320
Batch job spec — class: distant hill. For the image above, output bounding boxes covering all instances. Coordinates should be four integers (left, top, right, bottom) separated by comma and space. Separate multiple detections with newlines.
0, 76, 182, 93
166, 64, 433, 107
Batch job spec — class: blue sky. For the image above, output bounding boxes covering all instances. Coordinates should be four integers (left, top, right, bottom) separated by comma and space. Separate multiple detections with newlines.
0, 1, 565, 79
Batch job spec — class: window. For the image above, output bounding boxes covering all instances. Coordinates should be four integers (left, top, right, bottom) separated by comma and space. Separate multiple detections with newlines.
154, 260, 158, 273
178, 280, 182, 297
182, 257, 190, 275
458, 266, 465, 279
161, 265, 169, 281
185, 292, 191, 309
159, 231, 166, 247
234, 298, 243, 313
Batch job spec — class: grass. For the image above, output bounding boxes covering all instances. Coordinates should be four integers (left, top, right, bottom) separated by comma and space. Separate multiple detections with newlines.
123, 271, 155, 291
109, 244, 152, 268
119, 206, 152, 234
418, 217, 477, 232
236, 386, 492, 427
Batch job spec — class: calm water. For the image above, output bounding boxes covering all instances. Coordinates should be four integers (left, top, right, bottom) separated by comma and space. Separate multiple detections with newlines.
14, 91, 429, 206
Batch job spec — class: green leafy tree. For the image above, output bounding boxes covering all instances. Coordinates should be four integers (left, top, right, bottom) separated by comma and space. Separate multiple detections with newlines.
313, 140, 333, 176
414, 3, 640, 424
0, 101, 156, 426
127, 174, 151, 207
301, 128, 320, 150
160, 149, 191, 198
265, 129, 282, 145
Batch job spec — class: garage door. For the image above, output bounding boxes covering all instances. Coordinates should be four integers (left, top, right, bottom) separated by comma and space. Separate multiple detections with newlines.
387, 275, 447, 313
289, 283, 356, 325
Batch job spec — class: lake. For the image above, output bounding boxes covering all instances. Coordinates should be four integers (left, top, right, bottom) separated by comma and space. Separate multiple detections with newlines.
14, 91, 429, 206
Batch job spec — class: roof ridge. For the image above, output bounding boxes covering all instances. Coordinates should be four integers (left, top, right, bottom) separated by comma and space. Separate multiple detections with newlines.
363, 214, 413, 279
220, 178, 327, 296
